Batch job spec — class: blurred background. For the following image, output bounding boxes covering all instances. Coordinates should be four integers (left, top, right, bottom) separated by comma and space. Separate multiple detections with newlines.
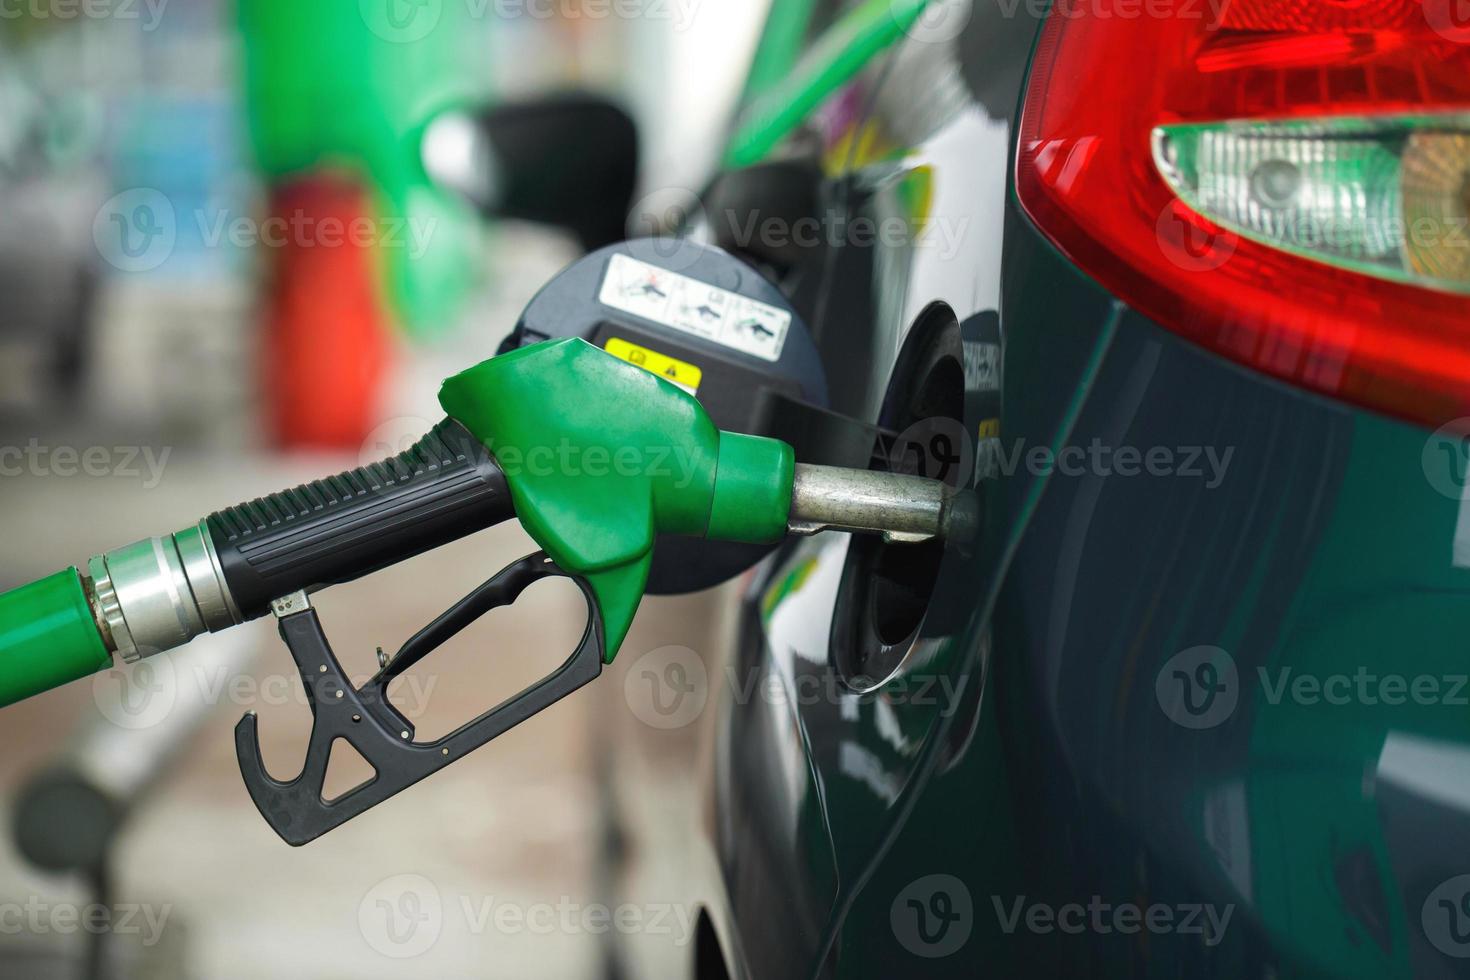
0, 0, 770, 975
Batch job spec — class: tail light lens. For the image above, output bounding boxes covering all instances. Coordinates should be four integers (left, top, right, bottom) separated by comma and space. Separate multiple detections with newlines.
1016, 0, 1470, 429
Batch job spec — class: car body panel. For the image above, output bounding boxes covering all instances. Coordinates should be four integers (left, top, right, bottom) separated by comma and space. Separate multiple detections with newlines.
607, 2, 1470, 978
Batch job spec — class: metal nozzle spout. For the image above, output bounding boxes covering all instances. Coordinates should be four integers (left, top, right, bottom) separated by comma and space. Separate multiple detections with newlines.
785, 464, 978, 547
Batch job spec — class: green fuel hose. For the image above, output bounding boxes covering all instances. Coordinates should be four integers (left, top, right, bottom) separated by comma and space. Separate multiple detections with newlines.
0, 569, 112, 708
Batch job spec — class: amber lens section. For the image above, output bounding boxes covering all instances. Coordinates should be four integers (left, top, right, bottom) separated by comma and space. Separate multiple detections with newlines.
1401, 132, 1470, 288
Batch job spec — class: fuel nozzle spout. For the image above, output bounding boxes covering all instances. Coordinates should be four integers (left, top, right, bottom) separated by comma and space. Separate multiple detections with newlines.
786, 464, 979, 547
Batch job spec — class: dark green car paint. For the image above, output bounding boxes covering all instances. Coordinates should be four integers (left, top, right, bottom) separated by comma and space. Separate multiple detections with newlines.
607, 2, 1470, 978
1241, 409, 1470, 977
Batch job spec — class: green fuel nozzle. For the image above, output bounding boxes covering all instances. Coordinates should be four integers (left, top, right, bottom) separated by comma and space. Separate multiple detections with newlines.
439, 337, 796, 658
0, 246, 973, 845
439, 338, 974, 659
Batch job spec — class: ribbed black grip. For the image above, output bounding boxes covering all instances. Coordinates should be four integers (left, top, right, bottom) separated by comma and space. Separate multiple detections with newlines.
207, 419, 515, 620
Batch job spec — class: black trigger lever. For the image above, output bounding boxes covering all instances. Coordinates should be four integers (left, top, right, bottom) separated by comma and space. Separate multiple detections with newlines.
234, 552, 604, 846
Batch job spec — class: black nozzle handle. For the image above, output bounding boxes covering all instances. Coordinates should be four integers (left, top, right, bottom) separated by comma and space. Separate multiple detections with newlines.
206, 419, 515, 621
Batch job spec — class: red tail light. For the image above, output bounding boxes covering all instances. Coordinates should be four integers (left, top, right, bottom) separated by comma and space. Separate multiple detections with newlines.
1016, 0, 1470, 429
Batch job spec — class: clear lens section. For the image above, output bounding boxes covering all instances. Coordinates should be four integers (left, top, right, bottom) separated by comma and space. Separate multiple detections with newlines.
1154, 115, 1470, 293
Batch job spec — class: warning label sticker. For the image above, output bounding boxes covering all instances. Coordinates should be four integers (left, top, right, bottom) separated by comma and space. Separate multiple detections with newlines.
597, 252, 791, 362
603, 337, 703, 395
